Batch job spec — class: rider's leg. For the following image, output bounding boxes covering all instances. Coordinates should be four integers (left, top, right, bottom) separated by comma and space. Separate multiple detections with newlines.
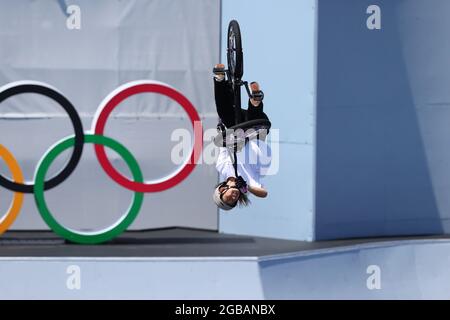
247, 82, 268, 121
246, 82, 269, 140
214, 64, 236, 127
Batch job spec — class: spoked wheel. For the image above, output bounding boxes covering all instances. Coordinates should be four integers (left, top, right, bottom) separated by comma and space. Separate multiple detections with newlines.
214, 119, 272, 151
227, 20, 243, 82
227, 20, 244, 125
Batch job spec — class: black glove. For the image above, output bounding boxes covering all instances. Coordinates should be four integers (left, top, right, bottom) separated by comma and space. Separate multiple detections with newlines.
235, 176, 248, 193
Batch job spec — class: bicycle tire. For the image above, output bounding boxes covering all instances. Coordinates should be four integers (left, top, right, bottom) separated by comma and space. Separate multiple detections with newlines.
213, 118, 271, 148
227, 20, 243, 81
228, 119, 271, 131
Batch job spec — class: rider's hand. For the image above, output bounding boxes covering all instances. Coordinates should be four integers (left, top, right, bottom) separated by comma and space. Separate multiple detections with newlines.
235, 176, 248, 193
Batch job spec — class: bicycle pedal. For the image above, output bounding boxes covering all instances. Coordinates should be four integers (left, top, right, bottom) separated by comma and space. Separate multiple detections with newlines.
213, 67, 226, 74
251, 90, 264, 101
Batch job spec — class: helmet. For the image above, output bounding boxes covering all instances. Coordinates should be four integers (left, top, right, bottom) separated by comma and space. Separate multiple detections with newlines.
212, 184, 237, 211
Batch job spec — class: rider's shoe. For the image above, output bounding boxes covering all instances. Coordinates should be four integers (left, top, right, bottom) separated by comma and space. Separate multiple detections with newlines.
213, 64, 226, 81
250, 81, 264, 102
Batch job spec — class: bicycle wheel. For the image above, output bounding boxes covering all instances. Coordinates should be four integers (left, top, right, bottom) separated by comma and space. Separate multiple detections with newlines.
213, 119, 271, 150
228, 119, 272, 132
227, 20, 243, 81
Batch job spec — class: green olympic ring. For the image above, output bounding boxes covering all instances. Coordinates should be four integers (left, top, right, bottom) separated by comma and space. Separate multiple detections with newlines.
34, 134, 144, 244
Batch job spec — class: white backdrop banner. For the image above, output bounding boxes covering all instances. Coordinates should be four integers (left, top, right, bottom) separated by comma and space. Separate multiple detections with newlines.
0, 0, 220, 230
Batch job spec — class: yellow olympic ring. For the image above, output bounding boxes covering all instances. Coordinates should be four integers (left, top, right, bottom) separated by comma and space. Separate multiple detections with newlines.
0, 144, 24, 234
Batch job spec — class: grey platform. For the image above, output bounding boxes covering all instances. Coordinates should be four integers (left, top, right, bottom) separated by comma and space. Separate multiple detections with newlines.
1, 228, 450, 299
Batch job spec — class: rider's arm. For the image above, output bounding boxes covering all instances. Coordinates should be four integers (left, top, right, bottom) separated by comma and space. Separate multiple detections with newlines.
215, 148, 235, 179
248, 185, 268, 198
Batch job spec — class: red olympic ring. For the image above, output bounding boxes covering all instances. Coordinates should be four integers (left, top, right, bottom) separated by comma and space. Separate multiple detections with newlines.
92, 80, 203, 192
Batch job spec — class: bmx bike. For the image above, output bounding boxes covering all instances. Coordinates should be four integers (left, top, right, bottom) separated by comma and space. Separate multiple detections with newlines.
214, 20, 271, 152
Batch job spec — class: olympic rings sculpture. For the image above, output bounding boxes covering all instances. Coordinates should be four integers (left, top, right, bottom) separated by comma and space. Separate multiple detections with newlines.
0, 80, 203, 244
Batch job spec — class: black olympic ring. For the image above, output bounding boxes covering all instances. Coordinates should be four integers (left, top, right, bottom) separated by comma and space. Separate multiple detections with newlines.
0, 82, 84, 193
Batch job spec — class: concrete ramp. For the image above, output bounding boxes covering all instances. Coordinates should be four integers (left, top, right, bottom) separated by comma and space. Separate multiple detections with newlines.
0, 229, 449, 299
